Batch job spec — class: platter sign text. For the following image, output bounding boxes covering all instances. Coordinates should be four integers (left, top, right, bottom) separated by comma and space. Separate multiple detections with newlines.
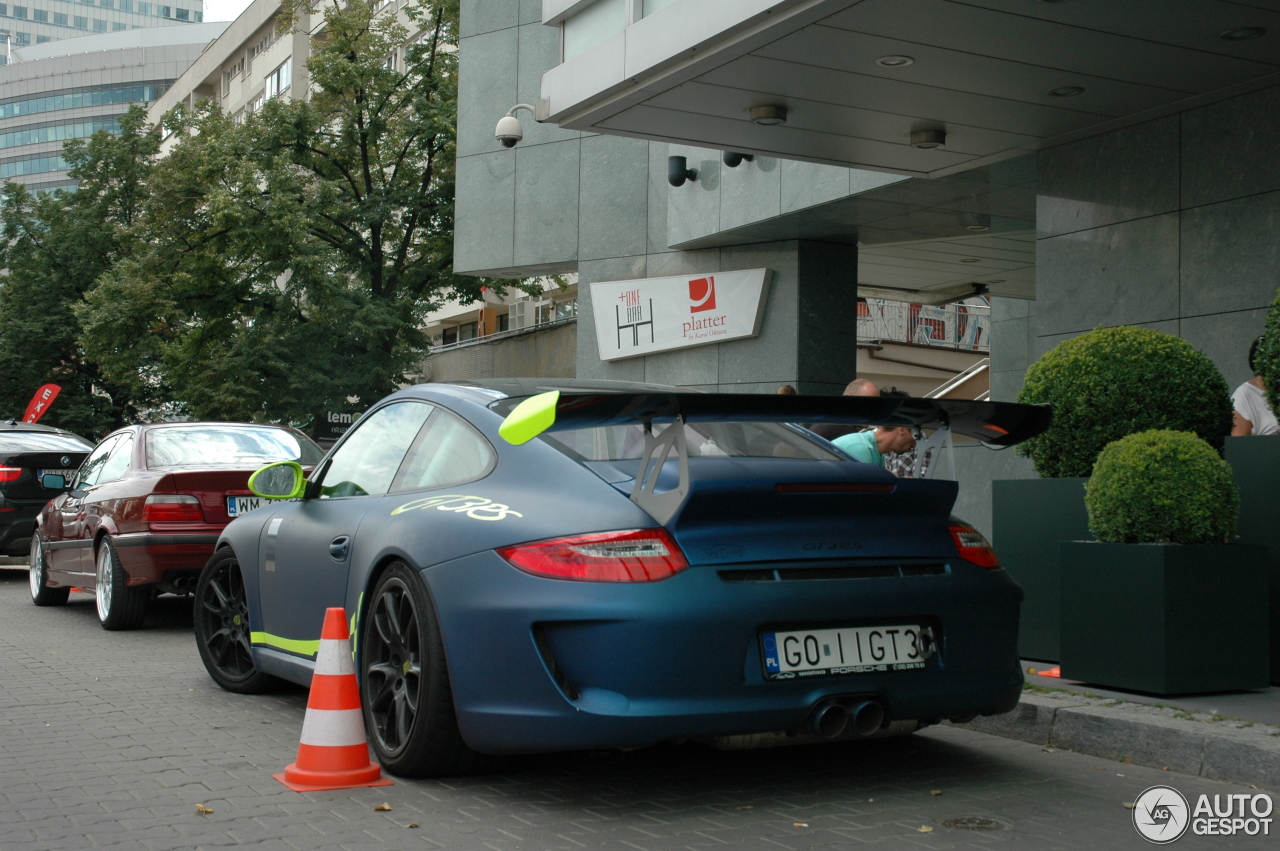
590, 269, 771, 361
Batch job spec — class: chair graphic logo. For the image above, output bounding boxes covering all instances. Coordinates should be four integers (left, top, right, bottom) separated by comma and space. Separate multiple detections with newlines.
689, 276, 717, 313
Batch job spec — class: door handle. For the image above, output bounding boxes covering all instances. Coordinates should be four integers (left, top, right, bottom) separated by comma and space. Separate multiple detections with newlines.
328, 536, 351, 561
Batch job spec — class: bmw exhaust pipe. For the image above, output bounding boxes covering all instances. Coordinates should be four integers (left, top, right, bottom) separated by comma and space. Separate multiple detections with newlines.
807, 701, 849, 738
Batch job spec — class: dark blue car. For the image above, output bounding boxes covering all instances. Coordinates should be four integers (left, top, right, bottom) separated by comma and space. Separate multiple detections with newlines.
193, 379, 1049, 776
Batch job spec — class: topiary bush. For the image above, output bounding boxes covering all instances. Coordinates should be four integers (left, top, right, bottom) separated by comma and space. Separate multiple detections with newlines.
1085, 430, 1238, 545
1016, 327, 1232, 478
1259, 288, 1280, 416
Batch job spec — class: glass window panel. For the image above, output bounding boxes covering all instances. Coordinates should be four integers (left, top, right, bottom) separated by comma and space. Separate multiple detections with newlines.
96, 434, 134, 484
562, 0, 624, 61
75, 435, 120, 488
642, 0, 677, 14
12, 6, 25, 17
391, 408, 495, 493
0, 432, 92, 452
33, 8, 45, 20
53, 12, 66, 24
145, 425, 322, 469
318, 402, 433, 499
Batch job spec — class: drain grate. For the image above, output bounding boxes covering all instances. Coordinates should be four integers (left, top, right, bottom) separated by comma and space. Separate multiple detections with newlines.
942, 816, 1008, 831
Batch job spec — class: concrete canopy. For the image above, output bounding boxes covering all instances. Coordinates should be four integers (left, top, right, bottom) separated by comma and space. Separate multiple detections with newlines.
540, 0, 1280, 180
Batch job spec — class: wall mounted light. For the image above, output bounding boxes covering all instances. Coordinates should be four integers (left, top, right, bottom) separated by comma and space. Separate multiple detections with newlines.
910, 128, 946, 149
1048, 86, 1085, 97
875, 55, 914, 67
750, 105, 788, 126
722, 151, 754, 168
668, 155, 697, 187
1221, 27, 1265, 40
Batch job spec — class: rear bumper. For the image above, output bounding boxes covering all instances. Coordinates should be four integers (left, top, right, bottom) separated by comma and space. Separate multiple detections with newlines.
0, 500, 42, 555
420, 552, 1024, 754
114, 533, 221, 585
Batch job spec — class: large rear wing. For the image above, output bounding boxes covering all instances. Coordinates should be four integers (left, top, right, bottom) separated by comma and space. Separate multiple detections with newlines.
496, 391, 1050, 523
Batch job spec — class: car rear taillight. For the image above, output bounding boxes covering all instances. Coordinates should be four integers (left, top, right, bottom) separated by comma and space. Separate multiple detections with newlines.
0, 466, 21, 482
949, 523, 1000, 569
143, 494, 205, 523
498, 528, 690, 582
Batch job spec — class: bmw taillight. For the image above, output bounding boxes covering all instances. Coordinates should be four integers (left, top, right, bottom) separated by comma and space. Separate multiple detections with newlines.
498, 528, 690, 582
949, 523, 1000, 569
0, 466, 21, 482
143, 494, 205, 523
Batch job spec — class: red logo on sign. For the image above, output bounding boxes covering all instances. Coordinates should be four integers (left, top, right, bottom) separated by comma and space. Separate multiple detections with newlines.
689, 276, 716, 313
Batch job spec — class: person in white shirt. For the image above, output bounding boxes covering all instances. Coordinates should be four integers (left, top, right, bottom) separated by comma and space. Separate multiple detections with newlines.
1231, 337, 1278, 436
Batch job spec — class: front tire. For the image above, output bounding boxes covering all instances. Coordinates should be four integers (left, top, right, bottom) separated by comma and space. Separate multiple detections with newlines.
29, 531, 69, 607
361, 562, 478, 777
96, 537, 149, 630
194, 549, 279, 694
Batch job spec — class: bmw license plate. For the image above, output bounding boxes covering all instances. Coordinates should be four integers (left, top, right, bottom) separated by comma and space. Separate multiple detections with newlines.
37, 468, 76, 480
226, 496, 264, 517
761, 624, 930, 680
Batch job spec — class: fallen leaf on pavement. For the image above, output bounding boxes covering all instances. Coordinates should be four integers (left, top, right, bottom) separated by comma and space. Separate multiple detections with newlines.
793, 823, 808, 828
1042, 748, 1056, 753
405, 823, 419, 829
930, 790, 942, 796
1094, 766, 1106, 770
918, 825, 934, 833
735, 805, 753, 810
1123, 803, 1136, 810
195, 804, 213, 815
374, 803, 392, 812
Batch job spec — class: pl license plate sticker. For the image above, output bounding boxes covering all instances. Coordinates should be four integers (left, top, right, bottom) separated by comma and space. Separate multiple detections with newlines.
761, 625, 931, 680
227, 496, 264, 517
391, 494, 523, 521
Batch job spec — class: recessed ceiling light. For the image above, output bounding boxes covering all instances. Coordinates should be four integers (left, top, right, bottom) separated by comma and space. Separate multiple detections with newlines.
910, 129, 946, 149
959, 258, 981, 264
987, 279, 1006, 284
1220, 27, 1266, 40
1049, 86, 1085, 97
966, 225, 990, 232
749, 104, 788, 126
876, 55, 914, 67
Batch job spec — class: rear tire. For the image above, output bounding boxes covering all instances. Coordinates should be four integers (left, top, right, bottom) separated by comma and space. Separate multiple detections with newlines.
361, 562, 479, 777
96, 537, 149, 630
194, 549, 279, 694
29, 531, 69, 607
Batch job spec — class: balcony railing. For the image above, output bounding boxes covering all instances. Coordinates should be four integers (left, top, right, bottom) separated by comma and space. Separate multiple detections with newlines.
857, 298, 991, 353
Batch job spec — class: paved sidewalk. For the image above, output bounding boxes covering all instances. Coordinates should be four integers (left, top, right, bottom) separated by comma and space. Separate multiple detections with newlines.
0, 568, 1273, 850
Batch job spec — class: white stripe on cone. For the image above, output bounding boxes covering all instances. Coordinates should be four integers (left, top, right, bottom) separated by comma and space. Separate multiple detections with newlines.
315, 637, 357, 676
299, 708, 369, 747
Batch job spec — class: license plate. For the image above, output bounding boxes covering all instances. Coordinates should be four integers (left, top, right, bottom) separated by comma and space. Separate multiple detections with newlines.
761, 624, 931, 679
227, 496, 264, 517
37, 468, 76, 481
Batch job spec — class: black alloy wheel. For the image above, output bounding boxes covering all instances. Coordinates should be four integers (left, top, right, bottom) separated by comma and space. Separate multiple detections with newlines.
29, 531, 69, 607
194, 549, 278, 694
361, 562, 478, 777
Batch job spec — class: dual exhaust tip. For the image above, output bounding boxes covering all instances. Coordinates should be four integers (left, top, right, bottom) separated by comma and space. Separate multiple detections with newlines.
808, 698, 885, 739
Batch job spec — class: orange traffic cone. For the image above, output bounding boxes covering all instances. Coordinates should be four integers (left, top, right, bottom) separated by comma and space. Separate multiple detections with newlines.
1040, 666, 1061, 678
274, 608, 394, 792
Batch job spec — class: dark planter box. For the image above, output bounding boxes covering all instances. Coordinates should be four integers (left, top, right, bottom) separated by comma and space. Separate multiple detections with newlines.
1060, 542, 1270, 695
992, 477, 1090, 662
1225, 436, 1280, 685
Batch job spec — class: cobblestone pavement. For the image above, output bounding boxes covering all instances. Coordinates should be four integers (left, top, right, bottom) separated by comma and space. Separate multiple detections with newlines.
0, 568, 1270, 850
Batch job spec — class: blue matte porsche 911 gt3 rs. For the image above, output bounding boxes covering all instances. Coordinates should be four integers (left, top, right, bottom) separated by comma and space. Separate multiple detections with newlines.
193, 379, 1050, 777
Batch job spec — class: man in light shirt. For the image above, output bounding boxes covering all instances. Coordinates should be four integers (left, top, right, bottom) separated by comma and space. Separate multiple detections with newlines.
1231, 337, 1278, 436
833, 423, 917, 467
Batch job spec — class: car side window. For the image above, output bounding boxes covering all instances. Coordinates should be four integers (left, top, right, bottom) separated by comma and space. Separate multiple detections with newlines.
75, 435, 120, 489
96, 434, 134, 485
390, 407, 495, 493
318, 402, 434, 499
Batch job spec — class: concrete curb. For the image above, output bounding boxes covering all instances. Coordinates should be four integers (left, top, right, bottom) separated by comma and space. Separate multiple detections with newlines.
953, 692, 1280, 792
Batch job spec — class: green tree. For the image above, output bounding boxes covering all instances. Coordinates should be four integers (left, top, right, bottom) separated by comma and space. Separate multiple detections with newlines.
81, 0, 503, 424
0, 106, 157, 436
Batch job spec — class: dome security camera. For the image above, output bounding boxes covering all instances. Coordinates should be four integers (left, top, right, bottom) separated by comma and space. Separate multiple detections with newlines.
495, 114, 523, 148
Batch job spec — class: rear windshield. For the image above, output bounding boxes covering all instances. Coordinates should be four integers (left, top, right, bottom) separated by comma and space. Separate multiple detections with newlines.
544, 421, 841, 462
145, 426, 324, 469
0, 432, 93, 452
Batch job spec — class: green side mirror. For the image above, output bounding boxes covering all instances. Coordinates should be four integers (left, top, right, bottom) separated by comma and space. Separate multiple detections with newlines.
248, 461, 306, 500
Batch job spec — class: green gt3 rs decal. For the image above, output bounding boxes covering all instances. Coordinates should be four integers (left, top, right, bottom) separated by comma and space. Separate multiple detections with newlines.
250, 631, 320, 658
391, 494, 523, 521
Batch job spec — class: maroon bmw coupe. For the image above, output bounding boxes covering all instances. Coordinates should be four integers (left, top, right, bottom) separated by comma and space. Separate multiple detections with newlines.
30, 422, 323, 629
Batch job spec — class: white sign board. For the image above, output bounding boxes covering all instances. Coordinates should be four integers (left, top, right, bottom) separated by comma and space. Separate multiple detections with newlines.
590, 269, 771, 361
